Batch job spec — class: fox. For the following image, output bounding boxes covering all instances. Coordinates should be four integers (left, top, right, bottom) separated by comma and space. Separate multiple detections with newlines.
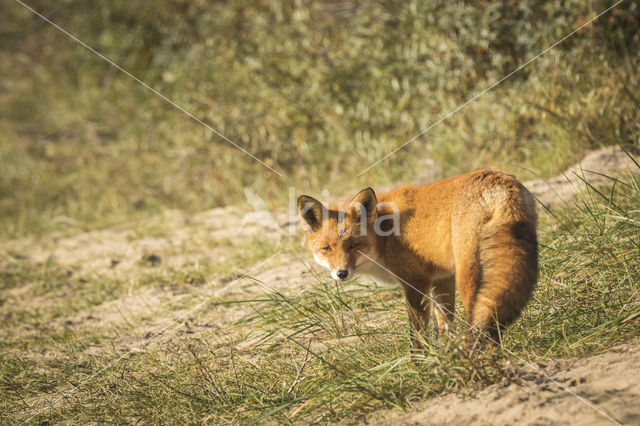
297, 170, 538, 348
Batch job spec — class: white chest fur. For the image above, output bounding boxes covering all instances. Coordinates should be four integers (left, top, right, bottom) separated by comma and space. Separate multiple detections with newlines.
355, 260, 400, 285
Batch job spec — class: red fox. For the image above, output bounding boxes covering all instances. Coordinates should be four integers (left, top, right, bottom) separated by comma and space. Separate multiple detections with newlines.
297, 170, 538, 347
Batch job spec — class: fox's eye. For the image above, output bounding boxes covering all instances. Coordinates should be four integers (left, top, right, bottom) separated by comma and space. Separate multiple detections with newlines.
349, 242, 360, 250
322, 246, 331, 252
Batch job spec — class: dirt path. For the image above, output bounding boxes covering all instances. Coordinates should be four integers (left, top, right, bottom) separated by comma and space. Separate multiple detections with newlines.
525, 145, 639, 209
374, 340, 640, 425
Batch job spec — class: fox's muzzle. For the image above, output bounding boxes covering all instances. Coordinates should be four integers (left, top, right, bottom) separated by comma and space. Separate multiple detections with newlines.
331, 268, 352, 281
336, 269, 348, 280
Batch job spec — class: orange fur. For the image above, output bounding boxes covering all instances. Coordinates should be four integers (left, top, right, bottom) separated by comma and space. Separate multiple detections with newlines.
297, 170, 538, 347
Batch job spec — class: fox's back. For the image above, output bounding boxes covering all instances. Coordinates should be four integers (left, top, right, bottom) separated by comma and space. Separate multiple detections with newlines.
377, 170, 536, 271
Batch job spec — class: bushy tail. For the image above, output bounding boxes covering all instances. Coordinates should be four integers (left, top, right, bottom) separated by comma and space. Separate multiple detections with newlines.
472, 219, 538, 338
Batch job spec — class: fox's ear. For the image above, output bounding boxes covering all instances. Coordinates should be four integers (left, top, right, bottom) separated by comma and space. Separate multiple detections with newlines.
297, 195, 325, 233
347, 187, 377, 223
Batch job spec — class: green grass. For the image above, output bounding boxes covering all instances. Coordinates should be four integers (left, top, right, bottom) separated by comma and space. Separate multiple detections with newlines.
2, 168, 639, 423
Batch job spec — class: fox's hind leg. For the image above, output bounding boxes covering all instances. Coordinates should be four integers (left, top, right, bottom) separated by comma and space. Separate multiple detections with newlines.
452, 241, 482, 326
432, 276, 455, 338
404, 284, 432, 350
451, 231, 488, 347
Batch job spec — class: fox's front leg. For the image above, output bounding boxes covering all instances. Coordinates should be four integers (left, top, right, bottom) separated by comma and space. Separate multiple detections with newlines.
404, 284, 431, 350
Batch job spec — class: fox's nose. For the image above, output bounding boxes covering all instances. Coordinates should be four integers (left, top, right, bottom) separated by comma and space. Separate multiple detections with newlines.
336, 269, 349, 280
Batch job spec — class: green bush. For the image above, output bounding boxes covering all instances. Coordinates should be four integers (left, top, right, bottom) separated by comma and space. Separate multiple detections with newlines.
1, 0, 639, 236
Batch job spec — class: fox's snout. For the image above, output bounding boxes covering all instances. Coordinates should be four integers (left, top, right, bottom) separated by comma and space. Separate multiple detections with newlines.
333, 269, 350, 281
313, 253, 354, 281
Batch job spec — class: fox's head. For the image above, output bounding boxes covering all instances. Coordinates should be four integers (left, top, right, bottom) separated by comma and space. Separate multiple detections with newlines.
297, 188, 380, 281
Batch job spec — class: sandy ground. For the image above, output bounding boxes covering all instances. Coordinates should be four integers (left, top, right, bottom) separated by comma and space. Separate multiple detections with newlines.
375, 340, 640, 425
2, 146, 639, 423
526, 145, 640, 209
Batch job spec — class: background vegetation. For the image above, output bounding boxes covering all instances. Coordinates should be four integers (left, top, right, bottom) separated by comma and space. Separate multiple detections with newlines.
2, 0, 639, 237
